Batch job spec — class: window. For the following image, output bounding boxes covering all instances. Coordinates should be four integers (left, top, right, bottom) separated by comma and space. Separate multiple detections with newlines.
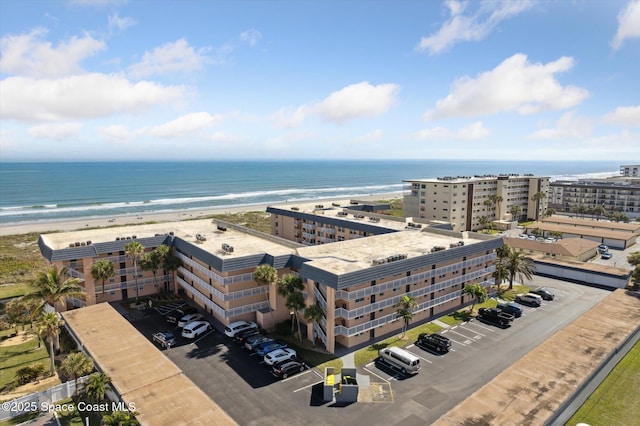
355, 297, 365, 303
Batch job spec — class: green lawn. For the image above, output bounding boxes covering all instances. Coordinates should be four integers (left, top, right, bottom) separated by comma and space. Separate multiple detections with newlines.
0, 332, 51, 392
353, 322, 442, 366
566, 340, 640, 426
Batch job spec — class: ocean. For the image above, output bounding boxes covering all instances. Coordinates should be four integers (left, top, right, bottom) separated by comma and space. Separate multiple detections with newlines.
0, 160, 623, 225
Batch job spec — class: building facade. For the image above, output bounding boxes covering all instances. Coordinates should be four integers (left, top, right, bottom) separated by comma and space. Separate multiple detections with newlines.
620, 165, 640, 177
403, 174, 550, 231
39, 216, 501, 353
549, 179, 640, 219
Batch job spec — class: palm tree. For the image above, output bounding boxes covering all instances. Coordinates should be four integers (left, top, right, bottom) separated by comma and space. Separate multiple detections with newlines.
303, 304, 325, 346
124, 241, 145, 302
593, 205, 606, 221
483, 199, 493, 217
395, 294, 418, 338
254, 264, 278, 326
277, 274, 304, 298
27, 265, 86, 313
531, 191, 547, 220
101, 410, 139, 426
36, 311, 63, 376
162, 251, 181, 292
3, 298, 25, 335
285, 291, 305, 341
60, 351, 94, 395
463, 283, 487, 313
506, 249, 535, 289
478, 216, 489, 232
91, 259, 115, 302
489, 195, 503, 220
509, 205, 522, 222
84, 372, 111, 403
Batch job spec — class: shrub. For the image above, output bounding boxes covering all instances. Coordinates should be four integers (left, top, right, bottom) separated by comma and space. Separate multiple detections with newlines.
15, 363, 46, 385
273, 319, 292, 337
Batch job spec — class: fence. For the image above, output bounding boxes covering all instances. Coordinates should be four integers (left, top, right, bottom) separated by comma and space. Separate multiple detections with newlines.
0, 376, 89, 421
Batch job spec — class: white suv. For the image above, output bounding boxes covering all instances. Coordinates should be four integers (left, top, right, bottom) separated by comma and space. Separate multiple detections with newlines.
224, 320, 258, 338
264, 348, 297, 366
182, 321, 212, 339
515, 293, 542, 307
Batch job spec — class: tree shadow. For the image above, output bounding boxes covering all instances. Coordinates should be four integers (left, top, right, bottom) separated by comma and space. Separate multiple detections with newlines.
452, 310, 472, 322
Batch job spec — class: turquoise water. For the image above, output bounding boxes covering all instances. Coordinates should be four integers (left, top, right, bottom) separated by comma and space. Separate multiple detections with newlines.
0, 160, 621, 224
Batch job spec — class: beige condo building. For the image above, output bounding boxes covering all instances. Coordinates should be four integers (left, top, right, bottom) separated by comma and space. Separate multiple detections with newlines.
403, 174, 550, 232
38, 203, 501, 354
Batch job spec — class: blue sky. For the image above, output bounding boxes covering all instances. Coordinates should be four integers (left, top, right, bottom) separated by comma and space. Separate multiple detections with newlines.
1, 0, 638, 161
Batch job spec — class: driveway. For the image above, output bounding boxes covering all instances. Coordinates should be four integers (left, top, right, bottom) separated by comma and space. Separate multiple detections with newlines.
128, 278, 611, 425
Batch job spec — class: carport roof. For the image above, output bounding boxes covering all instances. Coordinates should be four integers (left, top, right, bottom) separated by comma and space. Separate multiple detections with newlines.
525, 222, 637, 241
541, 215, 640, 233
62, 304, 237, 426
504, 237, 599, 257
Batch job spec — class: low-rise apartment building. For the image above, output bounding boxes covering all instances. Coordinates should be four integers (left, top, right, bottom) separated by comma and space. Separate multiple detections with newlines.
38, 217, 501, 353
403, 174, 550, 231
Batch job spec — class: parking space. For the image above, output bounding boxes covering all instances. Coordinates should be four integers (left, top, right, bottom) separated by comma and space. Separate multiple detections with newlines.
121, 277, 611, 426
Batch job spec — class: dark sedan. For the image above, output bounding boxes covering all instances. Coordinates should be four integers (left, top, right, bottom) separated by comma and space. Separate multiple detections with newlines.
271, 360, 306, 379
530, 287, 555, 301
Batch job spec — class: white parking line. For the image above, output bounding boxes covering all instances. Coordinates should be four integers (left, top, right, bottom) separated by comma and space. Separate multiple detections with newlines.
447, 329, 476, 342
281, 367, 320, 383
464, 321, 495, 333
363, 366, 392, 383
292, 379, 324, 393
405, 345, 433, 363
458, 324, 486, 337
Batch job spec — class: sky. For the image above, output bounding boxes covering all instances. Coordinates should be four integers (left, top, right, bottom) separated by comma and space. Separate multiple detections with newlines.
0, 0, 639, 162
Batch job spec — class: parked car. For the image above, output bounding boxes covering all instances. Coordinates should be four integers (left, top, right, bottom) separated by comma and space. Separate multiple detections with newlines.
178, 313, 204, 328
264, 348, 297, 366
477, 308, 514, 327
166, 306, 198, 324
224, 320, 258, 338
253, 339, 284, 353
515, 293, 543, 307
530, 287, 555, 301
181, 321, 212, 339
245, 335, 273, 350
497, 302, 523, 318
256, 341, 288, 356
598, 244, 608, 253
416, 333, 451, 353
234, 328, 261, 344
152, 331, 176, 348
271, 360, 306, 379
601, 252, 612, 260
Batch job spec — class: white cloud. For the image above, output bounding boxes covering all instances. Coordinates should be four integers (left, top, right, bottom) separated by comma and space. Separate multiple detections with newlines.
528, 111, 593, 139
602, 105, 640, 127
150, 112, 223, 138
315, 82, 400, 124
99, 124, 143, 144
416, 0, 534, 54
128, 39, 208, 78
240, 29, 262, 47
0, 74, 187, 122
28, 122, 82, 141
413, 121, 489, 141
423, 54, 589, 120
108, 13, 136, 33
272, 106, 309, 129
354, 129, 384, 143
611, 0, 640, 50
0, 29, 105, 78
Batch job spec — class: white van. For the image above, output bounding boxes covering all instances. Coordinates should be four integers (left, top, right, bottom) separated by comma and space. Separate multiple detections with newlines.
378, 347, 421, 375
182, 321, 211, 339
224, 320, 258, 338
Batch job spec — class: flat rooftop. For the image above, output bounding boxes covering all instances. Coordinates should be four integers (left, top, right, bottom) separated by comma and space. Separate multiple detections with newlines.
541, 215, 640, 233
524, 222, 637, 241
269, 200, 408, 231
403, 173, 548, 183
296, 229, 482, 275
41, 219, 296, 258
63, 303, 237, 426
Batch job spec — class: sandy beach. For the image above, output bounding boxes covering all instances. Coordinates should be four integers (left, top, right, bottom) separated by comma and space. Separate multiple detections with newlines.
0, 192, 403, 236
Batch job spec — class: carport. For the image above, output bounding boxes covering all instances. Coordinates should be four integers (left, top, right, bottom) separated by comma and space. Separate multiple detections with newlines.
63, 303, 237, 426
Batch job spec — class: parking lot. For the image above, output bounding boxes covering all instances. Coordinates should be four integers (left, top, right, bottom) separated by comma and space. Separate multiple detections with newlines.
129, 277, 612, 426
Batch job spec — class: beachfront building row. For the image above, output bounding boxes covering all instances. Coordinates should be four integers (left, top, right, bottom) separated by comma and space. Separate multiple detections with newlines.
38, 215, 501, 353
549, 177, 640, 219
403, 174, 551, 232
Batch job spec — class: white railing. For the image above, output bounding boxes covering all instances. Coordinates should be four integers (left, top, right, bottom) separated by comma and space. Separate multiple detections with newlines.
0, 376, 89, 421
